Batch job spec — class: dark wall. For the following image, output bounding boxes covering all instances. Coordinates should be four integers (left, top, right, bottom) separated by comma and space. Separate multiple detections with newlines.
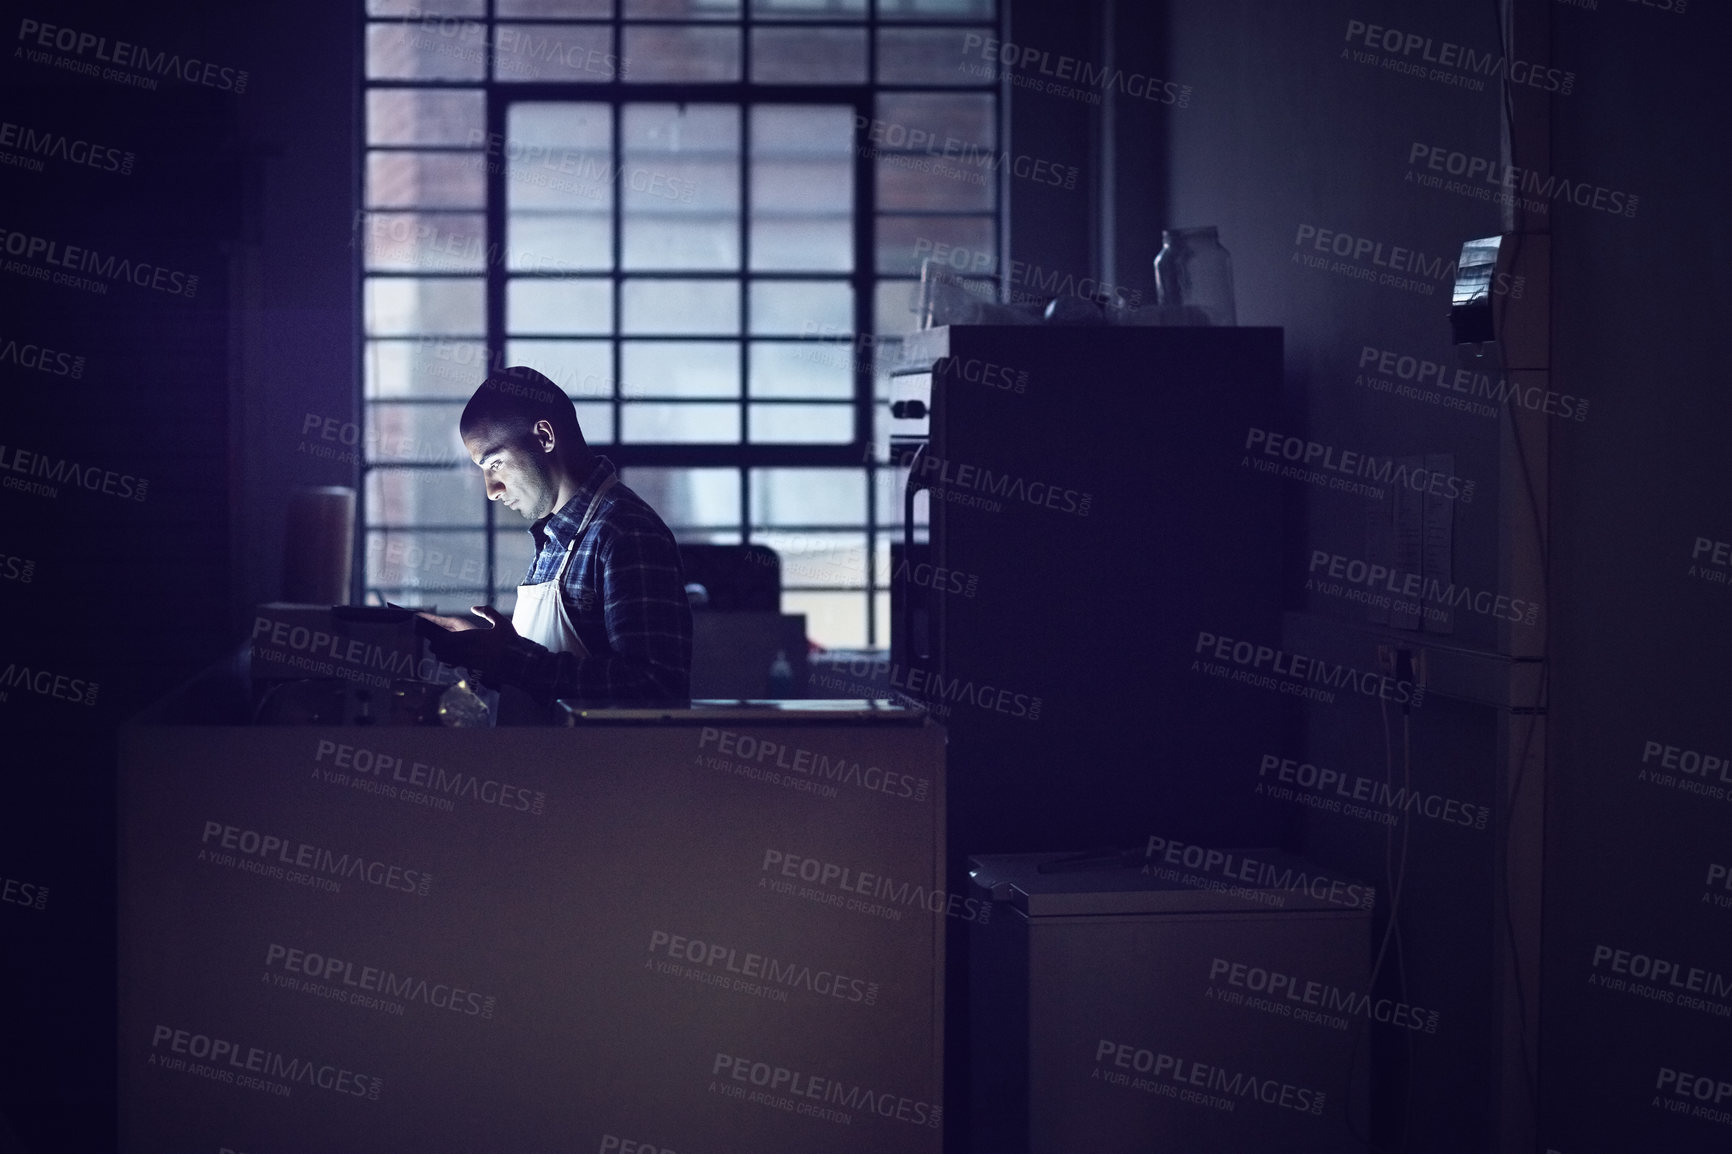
1542, 2, 1732, 1150
226, 3, 362, 628
0, 1, 354, 1147
1156, 3, 1513, 1145
1155, 0, 1731, 1150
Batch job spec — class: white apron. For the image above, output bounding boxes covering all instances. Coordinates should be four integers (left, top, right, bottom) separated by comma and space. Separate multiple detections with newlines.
511, 474, 618, 656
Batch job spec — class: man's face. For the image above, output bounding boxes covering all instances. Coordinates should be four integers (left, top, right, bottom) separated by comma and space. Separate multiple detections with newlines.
464, 419, 559, 521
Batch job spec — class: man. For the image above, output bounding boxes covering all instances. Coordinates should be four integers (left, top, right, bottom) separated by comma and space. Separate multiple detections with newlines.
417, 366, 693, 707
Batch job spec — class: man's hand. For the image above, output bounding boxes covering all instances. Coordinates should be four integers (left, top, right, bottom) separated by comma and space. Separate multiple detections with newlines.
415, 610, 484, 632
417, 606, 522, 673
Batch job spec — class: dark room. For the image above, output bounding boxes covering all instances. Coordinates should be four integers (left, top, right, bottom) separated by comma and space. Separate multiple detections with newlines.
1, 0, 1727, 1151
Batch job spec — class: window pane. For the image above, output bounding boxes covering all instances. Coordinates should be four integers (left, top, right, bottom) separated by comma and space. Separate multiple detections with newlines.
751, 106, 853, 272
622, 26, 742, 82
505, 103, 614, 213
367, 151, 486, 209
623, 105, 741, 270
753, 106, 853, 176
366, 530, 488, 590
508, 213, 612, 271
680, 530, 747, 546
620, 161, 702, 209
751, 214, 852, 269
868, 92, 994, 212
750, 29, 867, 84
877, 153, 993, 212
501, 0, 611, 15
370, 0, 485, 14
623, 206, 739, 269
627, 0, 741, 16
623, 104, 740, 185
622, 280, 741, 335
750, 342, 851, 399
366, 21, 488, 81
880, 0, 994, 18
784, 590, 864, 649
493, 24, 617, 83
365, 402, 469, 466
508, 279, 615, 334
873, 467, 904, 527
366, 338, 493, 399
507, 102, 612, 149
750, 403, 852, 443
365, 277, 486, 336
751, 0, 866, 19
508, 165, 615, 210
505, 339, 616, 400
622, 467, 741, 528
876, 214, 993, 276
877, 92, 994, 147
494, 528, 541, 588
362, 212, 489, 272
755, 532, 869, 588
750, 281, 852, 338
750, 469, 865, 525
367, 89, 485, 146
792, 335, 866, 381
496, 524, 540, 570
575, 402, 616, 443
873, 278, 923, 335
622, 342, 741, 397
876, 27, 985, 86
367, 468, 484, 526
622, 403, 742, 442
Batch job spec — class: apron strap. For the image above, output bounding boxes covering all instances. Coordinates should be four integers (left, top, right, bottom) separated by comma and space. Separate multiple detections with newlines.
555, 472, 620, 582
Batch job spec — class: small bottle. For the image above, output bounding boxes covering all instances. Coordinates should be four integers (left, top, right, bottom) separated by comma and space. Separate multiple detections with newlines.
767, 650, 794, 698
1154, 226, 1236, 326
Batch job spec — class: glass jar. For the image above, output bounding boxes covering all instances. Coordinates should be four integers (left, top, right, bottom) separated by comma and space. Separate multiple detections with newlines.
1153, 226, 1237, 326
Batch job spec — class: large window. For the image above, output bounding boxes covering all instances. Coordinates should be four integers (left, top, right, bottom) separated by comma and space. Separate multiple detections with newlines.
360, 0, 999, 646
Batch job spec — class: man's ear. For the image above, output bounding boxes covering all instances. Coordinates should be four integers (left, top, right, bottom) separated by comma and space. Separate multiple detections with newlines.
531, 418, 557, 453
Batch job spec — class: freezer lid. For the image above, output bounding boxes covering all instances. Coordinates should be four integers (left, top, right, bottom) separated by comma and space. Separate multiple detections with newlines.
560, 698, 930, 724
967, 849, 1375, 917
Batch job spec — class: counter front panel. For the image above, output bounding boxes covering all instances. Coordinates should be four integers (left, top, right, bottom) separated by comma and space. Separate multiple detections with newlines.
119, 720, 946, 1153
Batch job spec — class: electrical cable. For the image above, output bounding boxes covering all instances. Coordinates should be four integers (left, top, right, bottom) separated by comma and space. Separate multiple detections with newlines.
1488, 0, 1551, 1123
1340, 678, 1415, 1153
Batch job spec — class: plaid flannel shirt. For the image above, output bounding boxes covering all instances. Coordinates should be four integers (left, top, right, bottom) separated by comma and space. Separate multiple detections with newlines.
493, 455, 693, 706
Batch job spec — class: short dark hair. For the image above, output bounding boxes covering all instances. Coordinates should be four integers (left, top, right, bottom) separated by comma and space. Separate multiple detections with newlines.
460, 366, 586, 449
